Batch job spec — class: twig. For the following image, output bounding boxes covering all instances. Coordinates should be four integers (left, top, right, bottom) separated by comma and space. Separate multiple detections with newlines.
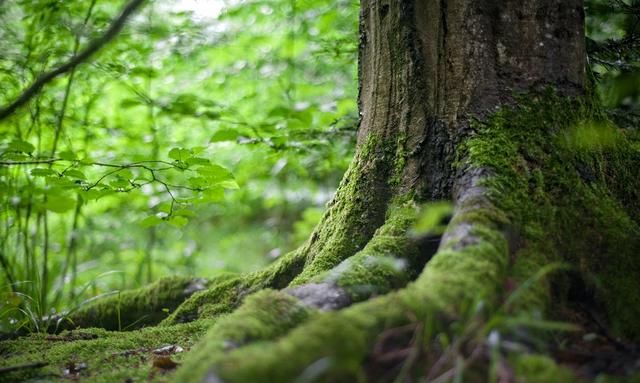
0, 159, 62, 165
0, 0, 147, 120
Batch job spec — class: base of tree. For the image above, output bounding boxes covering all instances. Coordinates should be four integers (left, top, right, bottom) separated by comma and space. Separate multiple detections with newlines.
1, 94, 639, 382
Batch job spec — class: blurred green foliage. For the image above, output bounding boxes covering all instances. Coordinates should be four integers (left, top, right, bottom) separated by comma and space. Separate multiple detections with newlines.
586, 0, 640, 126
0, 0, 358, 331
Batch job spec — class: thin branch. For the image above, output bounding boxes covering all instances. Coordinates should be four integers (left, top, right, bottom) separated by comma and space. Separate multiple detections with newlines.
0, 159, 62, 165
0, 0, 147, 121
0, 159, 175, 167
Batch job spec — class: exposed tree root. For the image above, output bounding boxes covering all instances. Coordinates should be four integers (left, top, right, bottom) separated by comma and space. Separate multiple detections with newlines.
54, 276, 211, 332
172, 165, 511, 382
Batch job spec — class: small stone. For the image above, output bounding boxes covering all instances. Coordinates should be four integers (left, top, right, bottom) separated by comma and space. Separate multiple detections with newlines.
152, 345, 184, 355
284, 283, 351, 311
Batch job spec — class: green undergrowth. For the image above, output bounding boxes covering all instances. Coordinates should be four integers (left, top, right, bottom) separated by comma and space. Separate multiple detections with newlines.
0, 319, 212, 382
463, 91, 640, 338
595, 374, 640, 383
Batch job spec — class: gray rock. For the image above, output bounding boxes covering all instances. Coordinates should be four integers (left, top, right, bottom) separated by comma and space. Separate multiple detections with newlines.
284, 283, 351, 311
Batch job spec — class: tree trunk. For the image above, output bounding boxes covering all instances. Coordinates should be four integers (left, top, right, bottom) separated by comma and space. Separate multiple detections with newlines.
2, 1, 639, 382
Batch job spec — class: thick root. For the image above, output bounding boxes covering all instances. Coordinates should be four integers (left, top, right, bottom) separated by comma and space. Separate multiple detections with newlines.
54, 276, 210, 332
173, 169, 512, 382
160, 247, 308, 325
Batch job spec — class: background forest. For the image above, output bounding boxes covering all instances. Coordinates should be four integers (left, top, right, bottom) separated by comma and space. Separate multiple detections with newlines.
0, 0, 638, 334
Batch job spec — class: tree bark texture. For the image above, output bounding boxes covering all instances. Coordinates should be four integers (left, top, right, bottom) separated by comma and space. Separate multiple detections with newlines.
357, 0, 585, 199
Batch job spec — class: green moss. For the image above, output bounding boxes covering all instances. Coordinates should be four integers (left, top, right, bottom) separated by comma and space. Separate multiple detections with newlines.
194, 223, 510, 382
0, 320, 213, 382
507, 245, 558, 314
58, 276, 211, 332
173, 289, 315, 382
411, 221, 509, 311
181, 195, 514, 382
463, 92, 640, 338
390, 133, 408, 186
291, 134, 396, 285
162, 246, 309, 325
202, 295, 405, 383
161, 277, 244, 325
309, 203, 420, 301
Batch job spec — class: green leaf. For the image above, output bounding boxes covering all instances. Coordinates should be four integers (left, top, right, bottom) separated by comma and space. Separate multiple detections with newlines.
120, 98, 143, 108
2, 153, 28, 161
169, 148, 191, 161
197, 164, 234, 183
129, 67, 158, 78
412, 201, 453, 235
82, 189, 114, 201
31, 168, 57, 177
140, 215, 164, 228
210, 129, 240, 143
174, 209, 196, 217
202, 187, 224, 202
8, 139, 35, 154
168, 216, 189, 228
219, 179, 239, 189
59, 150, 77, 161
64, 169, 86, 180
166, 94, 198, 115
186, 157, 211, 166
291, 109, 313, 127
267, 105, 291, 119
188, 177, 209, 189
190, 146, 207, 155
202, 110, 221, 119
118, 169, 134, 180
44, 194, 76, 213
46, 176, 78, 188
109, 178, 130, 189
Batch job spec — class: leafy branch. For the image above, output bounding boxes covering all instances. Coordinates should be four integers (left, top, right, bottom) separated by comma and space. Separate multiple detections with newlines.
0, 150, 237, 222
0, 0, 147, 121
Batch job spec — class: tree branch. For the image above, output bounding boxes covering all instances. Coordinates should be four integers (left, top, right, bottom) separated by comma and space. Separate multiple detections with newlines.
0, 0, 147, 121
